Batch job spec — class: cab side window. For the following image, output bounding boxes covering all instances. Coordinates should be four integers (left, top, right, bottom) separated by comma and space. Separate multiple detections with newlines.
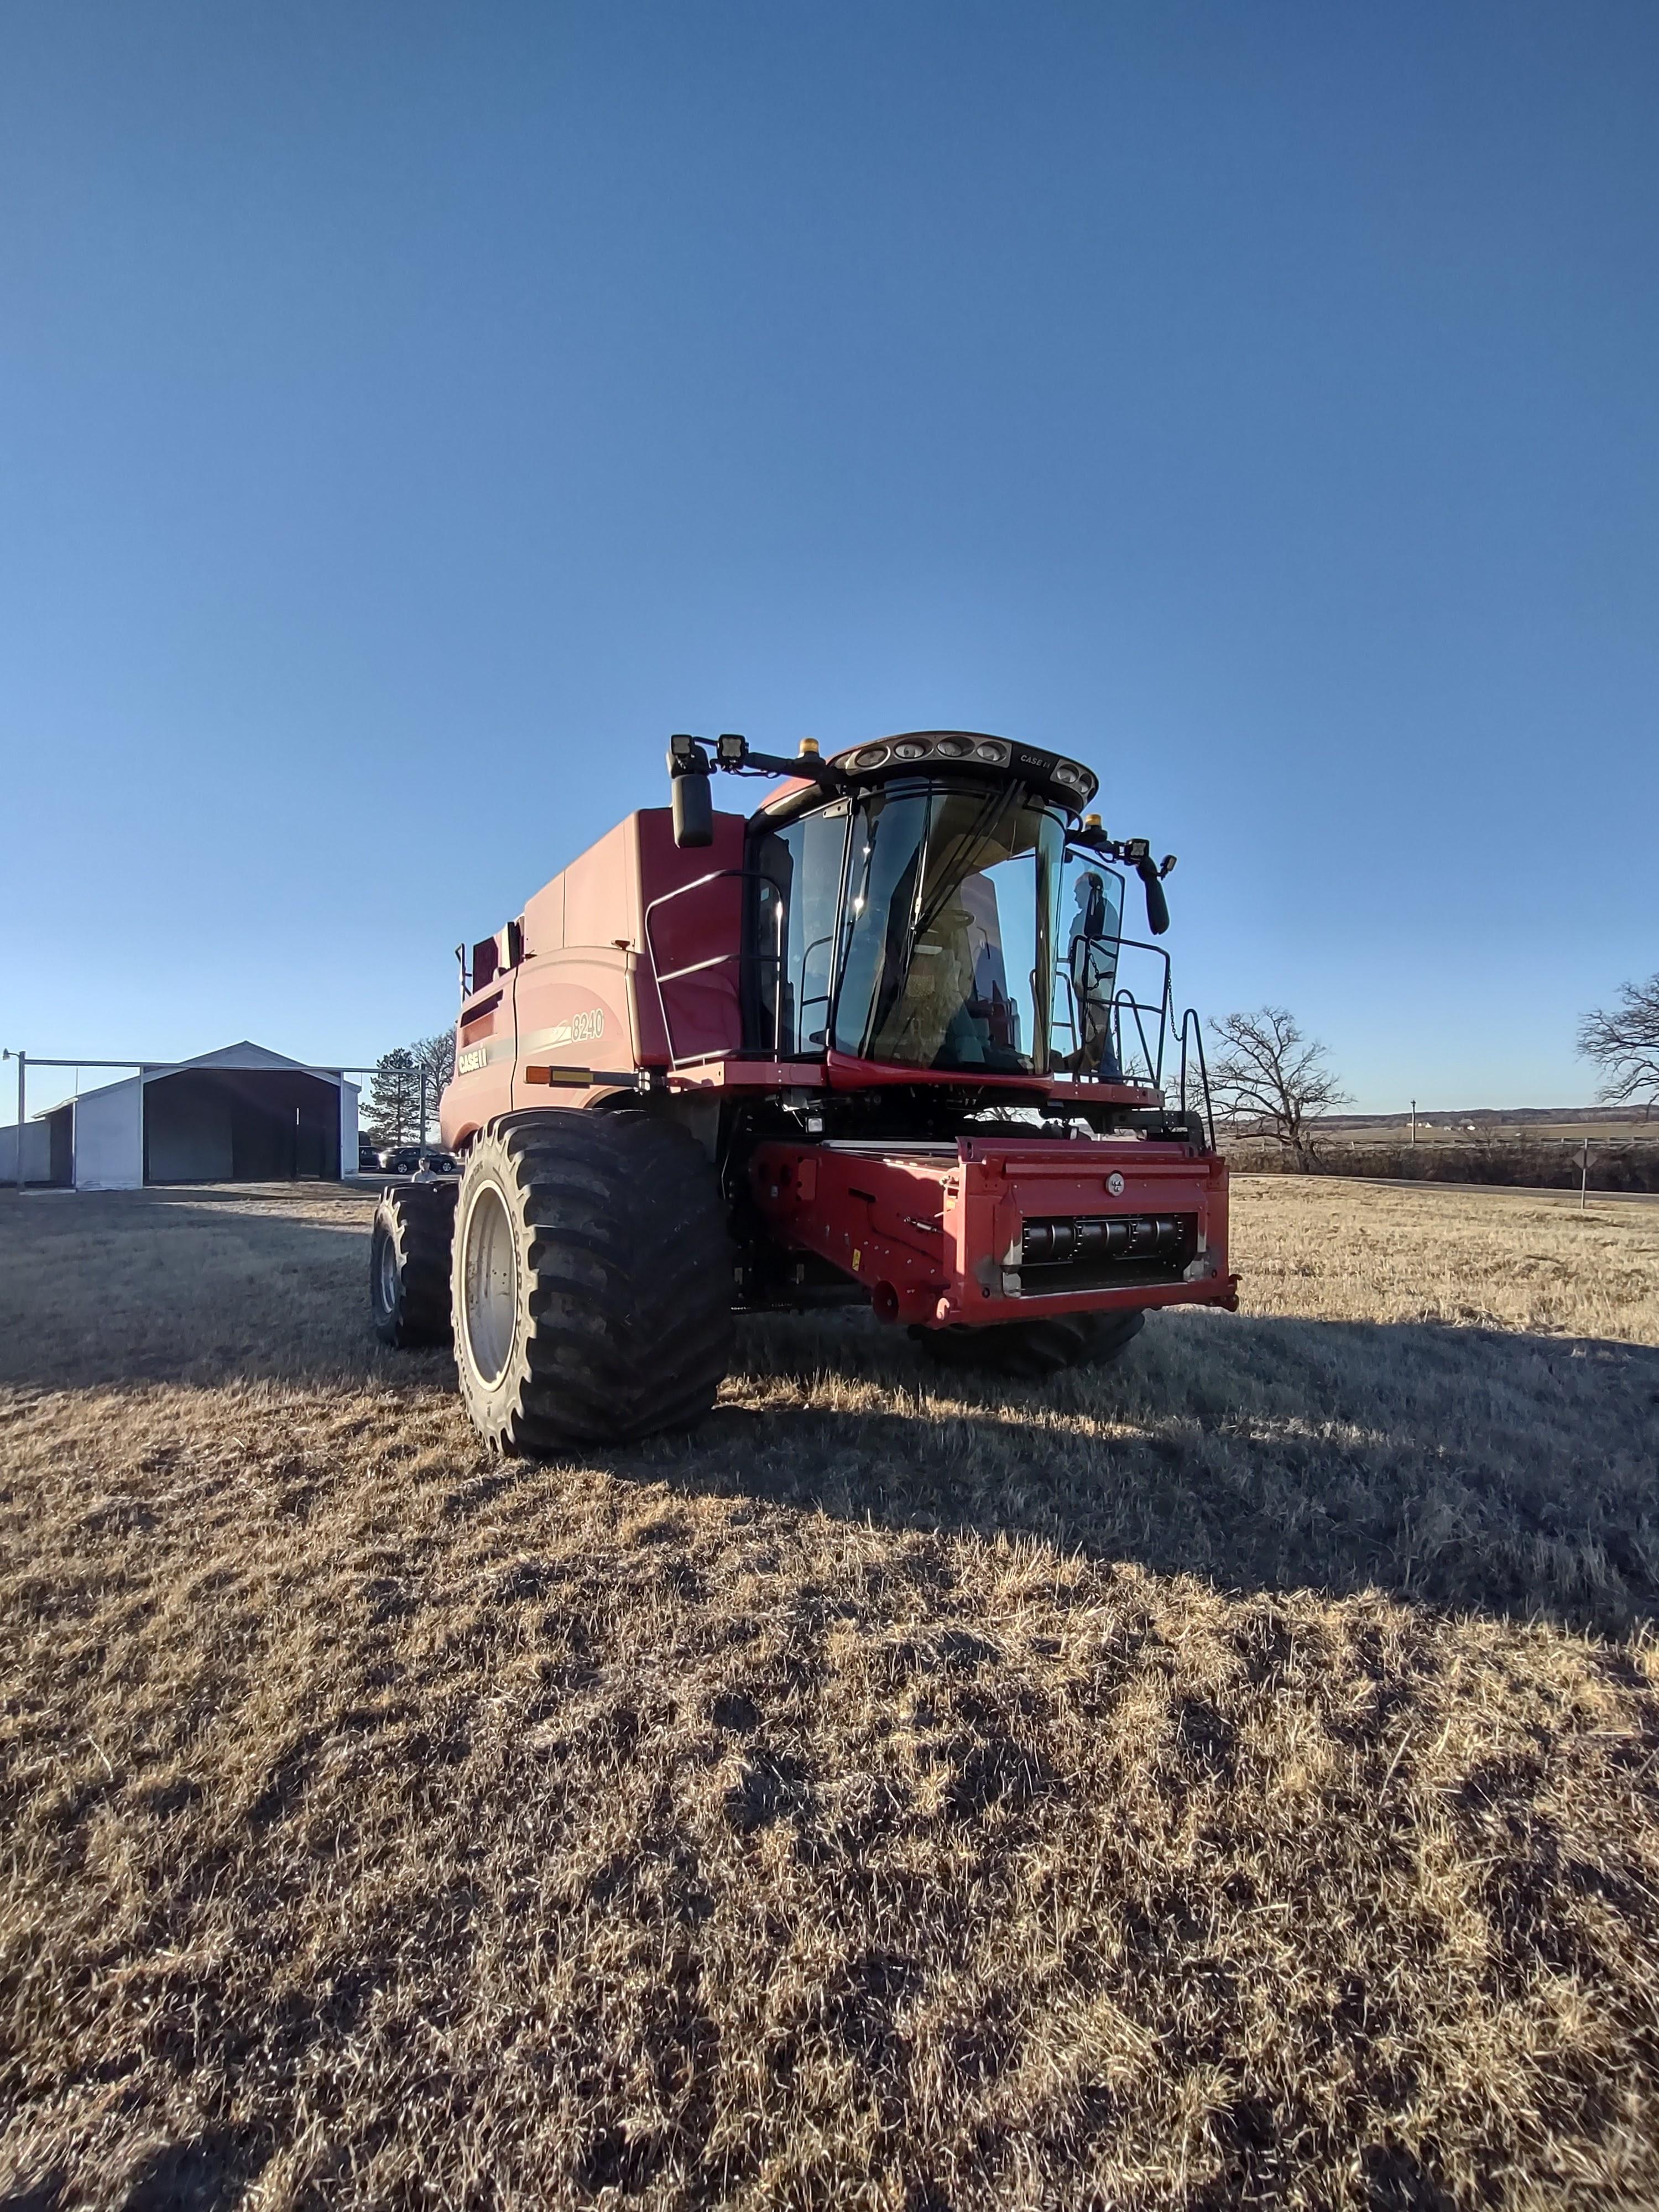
752, 808, 849, 1056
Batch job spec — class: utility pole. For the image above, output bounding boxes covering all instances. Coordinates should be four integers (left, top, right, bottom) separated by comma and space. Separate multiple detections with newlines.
1409, 1099, 1416, 1147
2, 1050, 22, 1186
1582, 1134, 1590, 1212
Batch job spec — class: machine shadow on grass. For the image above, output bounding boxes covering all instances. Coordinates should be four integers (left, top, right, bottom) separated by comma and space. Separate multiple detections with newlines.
648, 1307, 1659, 1640
4, 1187, 1656, 1636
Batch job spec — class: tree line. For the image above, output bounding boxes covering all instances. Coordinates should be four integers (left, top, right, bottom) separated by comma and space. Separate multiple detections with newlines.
362, 1034, 455, 1147
356, 969, 1659, 1166
1208, 971, 1659, 1168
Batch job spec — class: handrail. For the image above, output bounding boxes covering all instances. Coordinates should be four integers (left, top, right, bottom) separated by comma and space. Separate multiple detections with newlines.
1178, 1007, 1216, 1149
1053, 968, 1081, 1062
1103, 947, 1173, 1089
1110, 992, 1160, 1087
1052, 932, 1177, 1089
1040, 938, 1220, 1137
791, 925, 839, 1056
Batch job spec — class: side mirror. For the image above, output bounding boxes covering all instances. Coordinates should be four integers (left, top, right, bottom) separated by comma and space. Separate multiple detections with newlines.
671, 769, 714, 848
1136, 857, 1170, 936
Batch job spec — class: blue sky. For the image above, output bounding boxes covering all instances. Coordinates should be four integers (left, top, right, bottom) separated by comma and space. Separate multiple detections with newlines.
3, 2, 1655, 1117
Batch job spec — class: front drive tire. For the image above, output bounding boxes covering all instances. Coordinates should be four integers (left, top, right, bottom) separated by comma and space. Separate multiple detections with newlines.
371, 1181, 458, 1347
913, 1307, 1146, 1381
452, 1112, 735, 1454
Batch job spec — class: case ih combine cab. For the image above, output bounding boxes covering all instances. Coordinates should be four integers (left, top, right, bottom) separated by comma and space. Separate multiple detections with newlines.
371, 731, 1237, 1452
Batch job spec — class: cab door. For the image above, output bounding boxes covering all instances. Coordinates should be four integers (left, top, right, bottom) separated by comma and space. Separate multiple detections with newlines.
1053, 853, 1125, 1077
748, 803, 850, 1057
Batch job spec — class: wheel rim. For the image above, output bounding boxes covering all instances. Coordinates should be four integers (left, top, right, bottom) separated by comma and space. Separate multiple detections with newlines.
377, 1231, 400, 1316
462, 1183, 517, 1386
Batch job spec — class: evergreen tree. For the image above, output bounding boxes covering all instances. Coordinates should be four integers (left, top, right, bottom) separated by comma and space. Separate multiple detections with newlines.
364, 1047, 420, 1146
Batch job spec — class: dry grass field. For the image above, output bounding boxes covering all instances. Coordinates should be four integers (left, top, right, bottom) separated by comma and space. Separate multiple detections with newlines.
2, 1175, 1658, 2210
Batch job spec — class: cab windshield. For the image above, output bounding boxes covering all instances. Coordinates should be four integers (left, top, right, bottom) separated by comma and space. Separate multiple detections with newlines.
831, 781, 1064, 1074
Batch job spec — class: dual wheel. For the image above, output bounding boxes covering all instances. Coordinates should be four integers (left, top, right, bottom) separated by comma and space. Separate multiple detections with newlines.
371, 1112, 735, 1451
371, 1111, 1147, 1452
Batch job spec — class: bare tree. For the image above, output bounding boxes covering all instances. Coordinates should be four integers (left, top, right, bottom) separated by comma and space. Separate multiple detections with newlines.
1578, 974, 1659, 1118
412, 1031, 456, 1142
1207, 1006, 1351, 1170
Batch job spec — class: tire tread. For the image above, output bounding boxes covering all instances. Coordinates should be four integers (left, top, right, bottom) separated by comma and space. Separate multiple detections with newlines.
371, 1182, 457, 1348
455, 1112, 734, 1452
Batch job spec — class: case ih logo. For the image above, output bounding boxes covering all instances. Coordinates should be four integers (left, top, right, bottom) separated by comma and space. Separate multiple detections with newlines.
456, 1044, 488, 1074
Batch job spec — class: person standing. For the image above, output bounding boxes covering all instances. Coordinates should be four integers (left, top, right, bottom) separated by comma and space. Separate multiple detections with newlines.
1067, 872, 1121, 1079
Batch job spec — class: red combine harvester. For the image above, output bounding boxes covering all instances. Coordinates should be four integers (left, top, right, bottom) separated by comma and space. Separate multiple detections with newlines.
371, 731, 1237, 1452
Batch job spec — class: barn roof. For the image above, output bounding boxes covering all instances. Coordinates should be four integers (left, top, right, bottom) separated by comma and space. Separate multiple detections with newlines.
38, 1043, 358, 1116
155, 1041, 352, 1078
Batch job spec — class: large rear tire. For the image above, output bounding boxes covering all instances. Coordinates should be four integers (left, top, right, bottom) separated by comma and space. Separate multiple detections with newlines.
452, 1112, 735, 1454
912, 1307, 1145, 1381
370, 1181, 457, 1348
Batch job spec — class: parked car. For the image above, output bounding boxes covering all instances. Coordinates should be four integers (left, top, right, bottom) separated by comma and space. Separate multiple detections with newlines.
357, 1138, 382, 1172
378, 1145, 423, 1175
417, 1150, 461, 1176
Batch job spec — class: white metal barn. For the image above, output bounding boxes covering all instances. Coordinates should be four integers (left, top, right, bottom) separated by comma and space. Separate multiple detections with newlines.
8, 1042, 359, 1191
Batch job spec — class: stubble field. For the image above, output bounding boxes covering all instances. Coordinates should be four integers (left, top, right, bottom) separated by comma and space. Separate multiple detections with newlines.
2, 1175, 1657, 2210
